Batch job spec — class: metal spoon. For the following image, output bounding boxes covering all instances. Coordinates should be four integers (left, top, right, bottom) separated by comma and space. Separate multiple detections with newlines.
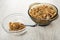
25, 24, 37, 27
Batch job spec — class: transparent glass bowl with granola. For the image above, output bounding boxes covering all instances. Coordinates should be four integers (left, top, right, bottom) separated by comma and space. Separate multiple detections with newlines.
2, 13, 27, 35
28, 3, 58, 26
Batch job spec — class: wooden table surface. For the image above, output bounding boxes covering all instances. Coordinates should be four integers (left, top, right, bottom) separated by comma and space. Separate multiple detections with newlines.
0, 0, 60, 40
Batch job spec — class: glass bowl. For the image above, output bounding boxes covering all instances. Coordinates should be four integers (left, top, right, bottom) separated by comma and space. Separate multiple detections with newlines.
2, 13, 27, 35
28, 3, 58, 26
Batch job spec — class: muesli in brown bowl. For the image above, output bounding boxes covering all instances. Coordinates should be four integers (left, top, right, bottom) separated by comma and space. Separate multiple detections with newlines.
28, 3, 58, 26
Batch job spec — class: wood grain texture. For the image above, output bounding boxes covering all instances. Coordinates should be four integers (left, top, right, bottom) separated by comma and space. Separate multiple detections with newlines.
0, 0, 60, 40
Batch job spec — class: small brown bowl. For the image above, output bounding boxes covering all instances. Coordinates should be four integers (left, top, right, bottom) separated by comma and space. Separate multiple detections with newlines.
28, 3, 58, 26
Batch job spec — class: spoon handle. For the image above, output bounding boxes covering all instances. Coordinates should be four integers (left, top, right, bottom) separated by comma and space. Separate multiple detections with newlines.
25, 24, 37, 27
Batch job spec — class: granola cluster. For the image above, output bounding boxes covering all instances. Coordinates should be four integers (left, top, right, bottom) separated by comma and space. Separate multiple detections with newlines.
9, 22, 25, 31
29, 4, 56, 20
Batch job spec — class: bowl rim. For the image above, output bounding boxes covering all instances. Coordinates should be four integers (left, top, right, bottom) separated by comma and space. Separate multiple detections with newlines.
28, 3, 58, 21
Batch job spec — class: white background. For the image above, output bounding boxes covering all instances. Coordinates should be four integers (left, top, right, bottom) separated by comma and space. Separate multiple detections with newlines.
0, 0, 60, 40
